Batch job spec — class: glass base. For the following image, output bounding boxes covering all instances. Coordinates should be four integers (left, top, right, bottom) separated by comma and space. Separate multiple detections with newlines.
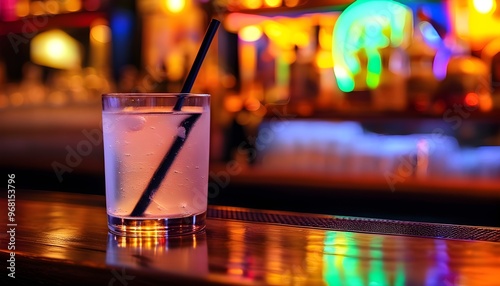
107, 212, 206, 237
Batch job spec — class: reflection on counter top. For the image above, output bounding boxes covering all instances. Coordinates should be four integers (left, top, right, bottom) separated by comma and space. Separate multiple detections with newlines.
3, 189, 500, 286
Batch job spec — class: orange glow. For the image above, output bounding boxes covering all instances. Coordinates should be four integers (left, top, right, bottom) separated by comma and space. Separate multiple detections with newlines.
91, 24, 111, 43
0, 94, 9, 108
284, 0, 300, 7
45, 0, 60, 14
281, 49, 296, 64
222, 74, 237, 89
242, 0, 262, 9
479, 94, 493, 111
167, 51, 185, 81
265, 0, 282, 8
481, 38, 500, 63
239, 42, 257, 87
30, 1, 45, 15
297, 102, 314, 116
464, 93, 479, 107
228, 268, 244, 276
245, 97, 261, 111
16, 0, 29, 17
224, 13, 269, 33
10, 92, 24, 107
224, 95, 243, 112
65, 0, 82, 12
239, 25, 263, 42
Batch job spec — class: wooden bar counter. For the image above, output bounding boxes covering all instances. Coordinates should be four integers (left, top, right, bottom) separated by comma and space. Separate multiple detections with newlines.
1, 189, 500, 285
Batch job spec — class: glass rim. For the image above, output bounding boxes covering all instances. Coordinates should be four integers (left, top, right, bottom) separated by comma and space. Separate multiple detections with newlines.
102, 93, 210, 98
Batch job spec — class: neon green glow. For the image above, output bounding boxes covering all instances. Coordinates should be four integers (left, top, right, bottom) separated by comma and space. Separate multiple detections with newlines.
323, 232, 364, 286
323, 232, 341, 285
345, 53, 361, 74
394, 263, 406, 286
333, 0, 412, 92
323, 233, 406, 285
276, 54, 289, 87
334, 66, 355, 92
366, 48, 382, 89
368, 237, 389, 286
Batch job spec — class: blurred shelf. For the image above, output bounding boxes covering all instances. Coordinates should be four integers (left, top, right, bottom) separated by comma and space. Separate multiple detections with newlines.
0, 11, 107, 35
224, 0, 351, 16
0, 103, 101, 132
224, 0, 443, 16
263, 104, 500, 122
209, 162, 500, 226
210, 163, 500, 199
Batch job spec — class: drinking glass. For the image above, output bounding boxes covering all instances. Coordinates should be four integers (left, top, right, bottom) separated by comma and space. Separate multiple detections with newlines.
102, 93, 210, 236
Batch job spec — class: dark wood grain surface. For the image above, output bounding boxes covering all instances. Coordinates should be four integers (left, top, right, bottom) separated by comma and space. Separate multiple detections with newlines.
1, 189, 499, 285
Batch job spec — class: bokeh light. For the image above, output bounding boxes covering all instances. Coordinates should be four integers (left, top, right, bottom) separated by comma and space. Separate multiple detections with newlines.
165, 0, 185, 13
239, 25, 263, 42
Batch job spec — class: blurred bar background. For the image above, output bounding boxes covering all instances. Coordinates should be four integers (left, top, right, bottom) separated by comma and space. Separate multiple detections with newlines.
1, 0, 499, 225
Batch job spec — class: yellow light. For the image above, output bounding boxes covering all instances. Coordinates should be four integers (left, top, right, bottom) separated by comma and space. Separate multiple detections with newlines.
281, 49, 296, 64
165, 0, 186, 13
264, 21, 282, 38
473, 0, 495, 14
265, 0, 282, 8
293, 30, 309, 47
319, 26, 332, 50
91, 24, 111, 43
316, 50, 333, 69
31, 29, 81, 70
48, 39, 64, 55
242, 0, 262, 9
239, 25, 263, 42
460, 0, 500, 49
65, 0, 82, 12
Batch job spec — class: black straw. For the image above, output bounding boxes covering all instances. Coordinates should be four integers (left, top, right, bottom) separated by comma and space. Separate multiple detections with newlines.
130, 19, 220, 216
174, 19, 221, 111
130, 114, 201, 216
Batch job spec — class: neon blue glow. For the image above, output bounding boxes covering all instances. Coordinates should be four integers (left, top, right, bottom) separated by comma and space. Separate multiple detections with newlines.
420, 21, 442, 48
110, 10, 133, 38
110, 9, 135, 80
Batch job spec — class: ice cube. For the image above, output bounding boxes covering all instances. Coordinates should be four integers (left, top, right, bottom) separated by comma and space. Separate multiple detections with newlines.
126, 116, 146, 131
177, 126, 186, 139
